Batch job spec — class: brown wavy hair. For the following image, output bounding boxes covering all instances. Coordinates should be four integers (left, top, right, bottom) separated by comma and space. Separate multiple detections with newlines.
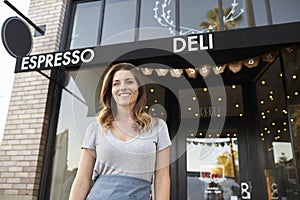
97, 63, 151, 133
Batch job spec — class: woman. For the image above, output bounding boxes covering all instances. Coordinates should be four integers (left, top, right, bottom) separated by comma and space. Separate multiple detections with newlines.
69, 63, 171, 200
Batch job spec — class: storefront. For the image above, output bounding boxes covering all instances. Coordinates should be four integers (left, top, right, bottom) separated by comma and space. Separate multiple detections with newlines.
1, 0, 300, 199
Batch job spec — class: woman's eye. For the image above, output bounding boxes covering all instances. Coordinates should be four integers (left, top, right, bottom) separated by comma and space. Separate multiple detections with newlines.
113, 82, 120, 86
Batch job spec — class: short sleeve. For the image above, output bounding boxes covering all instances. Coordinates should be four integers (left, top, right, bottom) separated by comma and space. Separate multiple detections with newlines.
81, 122, 98, 149
156, 118, 172, 152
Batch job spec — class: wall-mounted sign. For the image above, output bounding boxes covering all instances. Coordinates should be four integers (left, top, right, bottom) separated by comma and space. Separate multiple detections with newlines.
173, 33, 214, 53
1, 16, 32, 58
15, 48, 95, 72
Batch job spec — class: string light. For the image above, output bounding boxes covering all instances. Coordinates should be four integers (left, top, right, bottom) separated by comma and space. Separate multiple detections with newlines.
192, 96, 197, 101
154, 99, 158, 103
260, 100, 264, 105
145, 105, 149, 109
203, 88, 208, 92
295, 91, 299, 96
283, 110, 288, 115
232, 85, 236, 89
292, 74, 297, 79
235, 103, 240, 108
269, 91, 273, 95
261, 80, 266, 85
218, 97, 222, 101
188, 107, 192, 111
150, 88, 155, 93
239, 113, 243, 117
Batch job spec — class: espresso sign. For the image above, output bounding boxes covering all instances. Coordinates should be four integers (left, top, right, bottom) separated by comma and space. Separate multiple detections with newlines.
15, 48, 95, 72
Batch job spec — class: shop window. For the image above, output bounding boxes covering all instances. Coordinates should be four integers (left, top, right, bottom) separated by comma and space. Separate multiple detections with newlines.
49, 67, 105, 200
282, 46, 300, 194
179, 0, 249, 33
70, 1, 102, 49
251, 0, 269, 26
270, 0, 300, 25
256, 54, 300, 199
101, 0, 136, 45
139, 0, 175, 40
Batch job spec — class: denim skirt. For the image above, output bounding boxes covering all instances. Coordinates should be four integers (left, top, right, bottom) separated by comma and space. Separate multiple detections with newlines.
87, 174, 151, 200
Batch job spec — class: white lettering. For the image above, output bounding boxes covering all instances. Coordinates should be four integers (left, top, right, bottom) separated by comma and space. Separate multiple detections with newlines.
29, 56, 37, 69
173, 38, 186, 53
21, 57, 30, 70
71, 50, 80, 64
81, 49, 94, 63
45, 54, 54, 68
37, 55, 45, 68
199, 35, 208, 50
173, 34, 214, 53
209, 33, 213, 49
54, 52, 63, 67
62, 51, 71, 66
188, 35, 198, 51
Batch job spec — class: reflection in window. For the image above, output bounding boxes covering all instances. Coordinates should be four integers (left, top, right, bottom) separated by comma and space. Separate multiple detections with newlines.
139, 0, 175, 40
256, 55, 300, 199
49, 67, 106, 200
180, 0, 218, 34
101, 0, 136, 45
70, 1, 102, 49
179, 0, 247, 33
186, 137, 240, 200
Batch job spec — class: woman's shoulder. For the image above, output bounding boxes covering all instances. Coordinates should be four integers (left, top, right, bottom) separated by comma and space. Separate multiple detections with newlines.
150, 117, 167, 129
87, 120, 104, 132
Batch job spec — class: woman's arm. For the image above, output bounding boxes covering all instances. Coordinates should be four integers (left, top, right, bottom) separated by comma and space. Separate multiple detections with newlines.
69, 148, 96, 200
154, 147, 171, 200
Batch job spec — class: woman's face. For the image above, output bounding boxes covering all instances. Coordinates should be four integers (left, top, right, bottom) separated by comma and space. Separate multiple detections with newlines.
111, 70, 139, 108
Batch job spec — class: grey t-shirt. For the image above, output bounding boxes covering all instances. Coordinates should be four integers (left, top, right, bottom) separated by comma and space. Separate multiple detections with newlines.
81, 117, 172, 182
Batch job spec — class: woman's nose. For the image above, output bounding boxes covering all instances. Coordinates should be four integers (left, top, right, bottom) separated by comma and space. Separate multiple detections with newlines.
119, 83, 127, 91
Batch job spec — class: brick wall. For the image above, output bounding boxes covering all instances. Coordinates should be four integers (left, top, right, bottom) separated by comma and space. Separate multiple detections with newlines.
0, 0, 66, 199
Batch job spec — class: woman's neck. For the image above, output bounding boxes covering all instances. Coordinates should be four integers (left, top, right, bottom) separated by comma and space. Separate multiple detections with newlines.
114, 105, 135, 122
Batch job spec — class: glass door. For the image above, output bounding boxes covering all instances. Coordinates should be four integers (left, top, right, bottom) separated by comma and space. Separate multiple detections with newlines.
186, 135, 241, 200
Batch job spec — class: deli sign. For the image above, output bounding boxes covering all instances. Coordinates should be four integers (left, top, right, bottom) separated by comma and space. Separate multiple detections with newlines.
16, 48, 95, 73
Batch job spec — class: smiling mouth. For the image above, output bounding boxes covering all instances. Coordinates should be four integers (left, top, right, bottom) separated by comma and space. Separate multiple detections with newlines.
119, 93, 131, 97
